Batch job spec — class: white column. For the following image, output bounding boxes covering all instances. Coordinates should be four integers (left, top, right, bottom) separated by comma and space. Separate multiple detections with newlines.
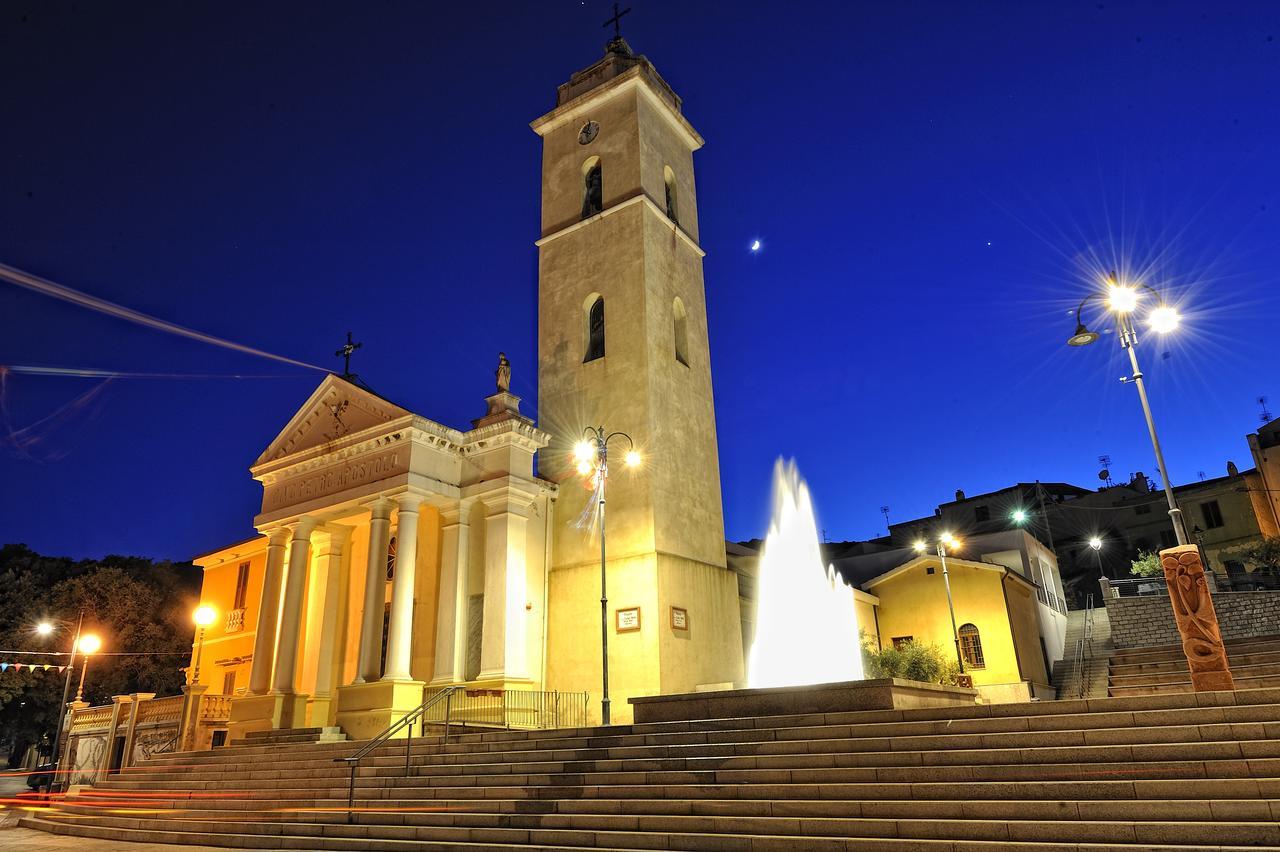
355, 497, 393, 683
309, 529, 350, 699
382, 495, 422, 681
272, 517, 317, 694
431, 499, 472, 685
478, 495, 531, 682
248, 529, 290, 695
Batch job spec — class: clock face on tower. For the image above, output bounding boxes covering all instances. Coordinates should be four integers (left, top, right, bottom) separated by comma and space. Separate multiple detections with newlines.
578, 120, 599, 145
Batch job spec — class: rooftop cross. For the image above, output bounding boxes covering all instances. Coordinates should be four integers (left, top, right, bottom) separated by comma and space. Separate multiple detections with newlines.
334, 331, 362, 379
603, 2, 631, 41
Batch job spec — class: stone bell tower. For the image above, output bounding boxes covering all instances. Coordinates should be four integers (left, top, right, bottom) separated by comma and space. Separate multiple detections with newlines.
533, 38, 743, 721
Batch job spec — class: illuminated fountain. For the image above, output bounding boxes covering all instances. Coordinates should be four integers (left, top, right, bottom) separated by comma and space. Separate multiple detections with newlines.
747, 458, 864, 688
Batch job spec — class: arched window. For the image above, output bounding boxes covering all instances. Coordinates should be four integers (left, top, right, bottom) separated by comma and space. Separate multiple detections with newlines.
663, 165, 678, 223
672, 297, 688, 366
584, 294, 605, 362
581, 157, 602, 219
958, 623, 985, 669
386, 536, 397, 581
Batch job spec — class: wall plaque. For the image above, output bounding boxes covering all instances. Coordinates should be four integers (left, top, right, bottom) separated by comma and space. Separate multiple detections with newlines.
615, 607, 641, 633
670, 606, 688, 630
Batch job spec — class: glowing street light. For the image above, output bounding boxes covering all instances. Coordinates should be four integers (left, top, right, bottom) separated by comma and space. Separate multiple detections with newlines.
574, 425, 640, 726
913, 532, 965, 673
35, 621, 55, 638
35, 612, 84, 784
1011, 509, 1028, 524
1088, 535, 1106, 580
74, 634, 102, 703
1067, 271, 1188, 545
191, 605, 218, 686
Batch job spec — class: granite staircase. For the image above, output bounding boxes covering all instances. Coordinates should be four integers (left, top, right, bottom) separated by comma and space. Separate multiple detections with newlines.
22, 688, 1280, 851
1109, 634, 1280, 698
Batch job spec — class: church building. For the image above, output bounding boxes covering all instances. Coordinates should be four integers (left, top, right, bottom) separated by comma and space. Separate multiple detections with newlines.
190, 37, 745, 738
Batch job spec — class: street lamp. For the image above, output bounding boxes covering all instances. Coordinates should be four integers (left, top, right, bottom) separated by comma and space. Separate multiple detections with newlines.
1068, 271, 1187, 545
1089, 536, 1105, 580
573, 425, 640, 726
191, 605, 218, 685
36, 612, 84, 771
913, 532, 965, 672
74, 634, 102, 703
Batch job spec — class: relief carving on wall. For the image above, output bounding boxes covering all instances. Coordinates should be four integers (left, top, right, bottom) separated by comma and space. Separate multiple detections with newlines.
1161, 544, 1235, 692
69, 734, 106, 786
130, 727, 179, 764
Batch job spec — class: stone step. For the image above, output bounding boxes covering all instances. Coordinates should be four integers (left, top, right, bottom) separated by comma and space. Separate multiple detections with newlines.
1111, 660, 1280, 688
1111, 673, 1280, 698
102, 738, 1280, 787
1110, 635, 1280, 664
30, 807, 1280, 847
1110, 648, 1280, 676
122, 695, 1280, 772
51, 796, 1280, 825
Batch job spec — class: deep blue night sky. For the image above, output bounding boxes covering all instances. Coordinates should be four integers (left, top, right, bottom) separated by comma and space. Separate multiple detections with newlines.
1, 2, 1277, 560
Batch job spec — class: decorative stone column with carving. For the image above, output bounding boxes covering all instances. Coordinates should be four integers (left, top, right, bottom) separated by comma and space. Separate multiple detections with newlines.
1161, 544, 1235, 692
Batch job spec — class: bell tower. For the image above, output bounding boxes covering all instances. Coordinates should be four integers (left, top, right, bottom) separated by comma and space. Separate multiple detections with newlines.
533, 39, 743, 721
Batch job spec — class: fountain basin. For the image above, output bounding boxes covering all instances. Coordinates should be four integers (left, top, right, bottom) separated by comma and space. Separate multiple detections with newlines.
630, 678, 979, 724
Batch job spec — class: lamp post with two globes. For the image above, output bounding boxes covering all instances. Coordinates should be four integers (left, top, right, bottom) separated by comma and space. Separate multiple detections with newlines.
1068, 272, 1187, 545
573, 426, 641, 726
913, 532, 965, 673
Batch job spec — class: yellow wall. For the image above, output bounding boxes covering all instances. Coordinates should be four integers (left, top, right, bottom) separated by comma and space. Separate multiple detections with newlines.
191, 538, 267, 696
868, 558, 1033, 688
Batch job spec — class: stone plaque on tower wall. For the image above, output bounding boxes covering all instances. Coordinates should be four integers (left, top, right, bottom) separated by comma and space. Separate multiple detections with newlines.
1160, 544, 1235, 692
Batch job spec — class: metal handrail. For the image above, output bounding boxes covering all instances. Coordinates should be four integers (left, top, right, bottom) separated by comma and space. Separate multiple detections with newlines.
1075, 593, 1095, 699
333, 684, 460, 823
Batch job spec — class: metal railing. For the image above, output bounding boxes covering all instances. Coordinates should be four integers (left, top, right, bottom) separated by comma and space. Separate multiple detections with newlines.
419, 687, 589, 731
333, 685, 460, 823
1106, 576, 1168, 597
1074, 593, 1095, 699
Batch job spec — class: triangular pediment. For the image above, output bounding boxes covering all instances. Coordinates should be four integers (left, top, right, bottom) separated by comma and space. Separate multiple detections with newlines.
254, 375, 412, 467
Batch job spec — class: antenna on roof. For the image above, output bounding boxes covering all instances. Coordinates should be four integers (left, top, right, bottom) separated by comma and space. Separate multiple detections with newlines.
1097, 454, 1113, 488
1260, 396, 1273, 425
880, 505, 891, 532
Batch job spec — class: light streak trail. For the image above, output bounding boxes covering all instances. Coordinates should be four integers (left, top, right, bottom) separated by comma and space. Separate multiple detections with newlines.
2, 365, 304, 380
0, 261, 327, 372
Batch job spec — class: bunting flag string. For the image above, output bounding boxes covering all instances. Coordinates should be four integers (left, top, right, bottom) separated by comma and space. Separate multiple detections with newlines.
0, 662, 67, 673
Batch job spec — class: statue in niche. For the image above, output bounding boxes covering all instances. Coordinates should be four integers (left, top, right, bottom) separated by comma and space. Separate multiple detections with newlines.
495, 352, 511, 393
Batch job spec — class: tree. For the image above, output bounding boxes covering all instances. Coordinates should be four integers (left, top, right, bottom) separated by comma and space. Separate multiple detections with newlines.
1241, 536, 1280, 574
0, 544, 200, 766
1129, 551, 1163, 578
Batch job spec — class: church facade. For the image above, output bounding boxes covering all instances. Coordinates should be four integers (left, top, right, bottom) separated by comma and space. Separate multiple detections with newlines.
190, 40, 745, 739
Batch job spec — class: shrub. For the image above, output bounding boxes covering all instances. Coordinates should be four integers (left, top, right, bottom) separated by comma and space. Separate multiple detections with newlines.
862, 639, 960, 685
1129, 551, 1163, 577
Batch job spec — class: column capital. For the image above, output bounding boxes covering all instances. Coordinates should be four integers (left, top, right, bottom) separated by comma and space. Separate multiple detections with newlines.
365, 495, 394, 519
441, 497, 476, 527
265, 528, 291, 547
396, 493, 424, 515
482, 491, 536, 519
291, 516, 318, 541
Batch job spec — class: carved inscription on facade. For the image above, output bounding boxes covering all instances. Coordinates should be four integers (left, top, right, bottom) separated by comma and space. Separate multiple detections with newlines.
263, 449, 405, 512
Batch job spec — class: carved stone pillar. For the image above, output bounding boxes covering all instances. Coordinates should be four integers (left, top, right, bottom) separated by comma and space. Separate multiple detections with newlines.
355, 497, 393, 683
382, 495, 422, 681
478, 494, 532, 682
248, 529, 290, 695
1161, 544, 1235, 691
430, 499, 473, 685
306, 528, 350, 724
272, 517, 317, 693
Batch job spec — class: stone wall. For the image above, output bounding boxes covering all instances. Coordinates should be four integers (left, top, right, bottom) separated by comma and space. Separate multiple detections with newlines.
1108, 590, 1280, 648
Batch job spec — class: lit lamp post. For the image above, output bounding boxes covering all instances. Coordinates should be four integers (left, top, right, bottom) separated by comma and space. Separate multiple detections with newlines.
913, 532, 965, 673
191, 605, 218, 685
73, 634, 103, 703
1089, 536, 1105, 580
36, 613, 83, 768
573, 426, 641, 726
1068, 272, 1187, 545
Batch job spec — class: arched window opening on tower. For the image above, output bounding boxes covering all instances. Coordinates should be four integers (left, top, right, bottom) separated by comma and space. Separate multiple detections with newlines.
663, 165, 678, 223
673, 297, 688, 366
958, 623, 985, 669
584, 294, 605, 362
581, 157, 602, 219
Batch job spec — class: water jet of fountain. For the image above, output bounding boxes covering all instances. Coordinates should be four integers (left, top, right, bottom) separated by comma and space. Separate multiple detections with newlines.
747, 459, 864, 689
